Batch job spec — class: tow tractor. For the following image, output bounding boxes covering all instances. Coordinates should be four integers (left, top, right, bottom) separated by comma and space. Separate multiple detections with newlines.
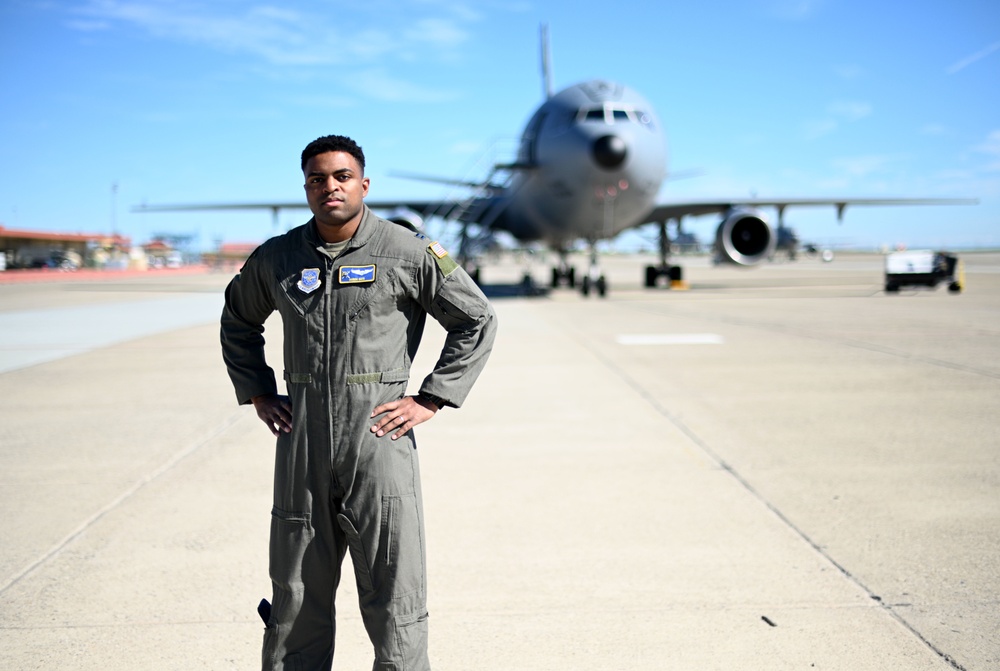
884, 250, 963, 293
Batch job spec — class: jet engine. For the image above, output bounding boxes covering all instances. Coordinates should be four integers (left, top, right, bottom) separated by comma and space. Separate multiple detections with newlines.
713, 209, 776, 266
385, 208, 425, 233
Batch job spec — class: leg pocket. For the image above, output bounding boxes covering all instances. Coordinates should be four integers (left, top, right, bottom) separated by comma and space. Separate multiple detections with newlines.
338, 495, 425, 600
269, 507, 314, 593
380, 494, 424, 600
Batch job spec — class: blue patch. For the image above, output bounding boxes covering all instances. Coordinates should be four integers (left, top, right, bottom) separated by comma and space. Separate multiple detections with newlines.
414, 232, 428, 241
297, 268, 321, 294
339, 264, 377, 284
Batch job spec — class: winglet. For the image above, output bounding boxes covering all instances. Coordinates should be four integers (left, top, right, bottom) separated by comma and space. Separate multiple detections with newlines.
541, 23, 554, 99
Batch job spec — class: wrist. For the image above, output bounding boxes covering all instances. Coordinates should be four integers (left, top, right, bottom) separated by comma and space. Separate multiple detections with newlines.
417, 392, 446, 411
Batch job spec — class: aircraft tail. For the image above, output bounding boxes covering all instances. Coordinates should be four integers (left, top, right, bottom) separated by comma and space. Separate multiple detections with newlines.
541, 23, 553, 99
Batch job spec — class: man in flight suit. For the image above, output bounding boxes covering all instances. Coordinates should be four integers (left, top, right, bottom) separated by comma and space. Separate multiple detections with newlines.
220, 135, 497, 670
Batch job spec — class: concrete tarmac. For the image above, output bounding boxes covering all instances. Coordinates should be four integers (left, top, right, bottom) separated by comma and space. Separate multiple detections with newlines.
0, 253, 997, 670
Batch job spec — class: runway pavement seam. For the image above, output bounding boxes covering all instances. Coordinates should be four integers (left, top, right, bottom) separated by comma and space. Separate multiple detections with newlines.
0, 408, 248, 597
567, 328, 972, 671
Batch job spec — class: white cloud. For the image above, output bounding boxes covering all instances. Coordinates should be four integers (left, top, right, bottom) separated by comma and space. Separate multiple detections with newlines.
801, 100, 872, 139
60, 0, 484, 107
68, 1, 478, 67
66, 19, 112, 31
830, 154, 908, 178
288, 94, 357, 110
349, 68, 459, 103
973, 130, 1000, 171
946, 41, 1000, 75
802, 118, 838, 140
828, 101, 871, 122
832, 64, 864, 80
70, 1, 330, 65
920, 123, 950, 136
766, 0, 825, 21
404, 17, 470, 49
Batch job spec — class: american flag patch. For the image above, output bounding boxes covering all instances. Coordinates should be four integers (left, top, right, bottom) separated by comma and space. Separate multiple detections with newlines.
429, 241, 448, 258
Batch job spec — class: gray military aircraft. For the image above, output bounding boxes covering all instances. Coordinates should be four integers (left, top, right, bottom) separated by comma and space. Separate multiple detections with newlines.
137, 26, 974, 296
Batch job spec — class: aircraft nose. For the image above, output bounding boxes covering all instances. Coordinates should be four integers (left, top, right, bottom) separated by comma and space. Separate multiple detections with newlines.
592, 135, 627, 169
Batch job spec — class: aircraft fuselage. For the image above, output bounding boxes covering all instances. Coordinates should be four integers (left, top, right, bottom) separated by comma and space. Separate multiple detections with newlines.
493, 80, 667, 249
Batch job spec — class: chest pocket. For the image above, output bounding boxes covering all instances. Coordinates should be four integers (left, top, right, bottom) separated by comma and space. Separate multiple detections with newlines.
346, 266, 397, 323
346, 266, 407, 371
278, 268, 326, 318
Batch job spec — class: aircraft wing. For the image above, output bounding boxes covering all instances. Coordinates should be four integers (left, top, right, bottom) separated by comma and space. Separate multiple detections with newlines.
644, 197, 978, 224
133, 199, 469, 223
134, 199, 462, 214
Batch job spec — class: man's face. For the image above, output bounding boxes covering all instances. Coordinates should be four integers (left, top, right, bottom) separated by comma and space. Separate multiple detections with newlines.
303, 150, 370, 238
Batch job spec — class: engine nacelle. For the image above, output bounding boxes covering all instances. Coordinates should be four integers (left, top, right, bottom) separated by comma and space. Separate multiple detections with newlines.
714, 209, 776, 266
384, 208, 424, 232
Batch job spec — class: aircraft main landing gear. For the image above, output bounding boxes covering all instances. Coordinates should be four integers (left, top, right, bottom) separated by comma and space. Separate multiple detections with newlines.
581, 274, 607, 297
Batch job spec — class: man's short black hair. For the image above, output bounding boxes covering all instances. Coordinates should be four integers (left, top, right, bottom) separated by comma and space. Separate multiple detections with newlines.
301, 135, 366, 172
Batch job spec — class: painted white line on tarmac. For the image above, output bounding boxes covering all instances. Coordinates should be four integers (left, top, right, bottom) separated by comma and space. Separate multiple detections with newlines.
616, 333, 725, 345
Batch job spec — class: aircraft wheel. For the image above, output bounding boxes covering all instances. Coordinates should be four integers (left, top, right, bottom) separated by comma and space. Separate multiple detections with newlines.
597, 276, 607, 297
644, 265, 658, 288
581, 276, 591, 297
568, 267, 576, 288
885, 282, 899, 293
948, 281, 962, 293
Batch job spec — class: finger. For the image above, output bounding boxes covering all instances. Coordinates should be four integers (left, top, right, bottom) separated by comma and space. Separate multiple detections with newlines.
391, 421, 410, 440
370, 400, 400, 418
371, 405, 400, 432
270, 411, 292, 434
373, 413, 407, 437
374, 417, 399, 437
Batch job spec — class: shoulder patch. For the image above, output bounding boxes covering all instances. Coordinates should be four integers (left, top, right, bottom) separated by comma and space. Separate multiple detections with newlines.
427, 241, 459, 276
429, 241, 448, 258
413, 231, 429, 241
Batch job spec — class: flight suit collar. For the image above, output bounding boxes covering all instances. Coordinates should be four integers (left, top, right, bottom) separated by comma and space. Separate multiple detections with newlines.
305, 205, 379, 254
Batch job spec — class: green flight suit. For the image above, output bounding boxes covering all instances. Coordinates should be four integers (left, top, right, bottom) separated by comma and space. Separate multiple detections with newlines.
220, 207, 497, 671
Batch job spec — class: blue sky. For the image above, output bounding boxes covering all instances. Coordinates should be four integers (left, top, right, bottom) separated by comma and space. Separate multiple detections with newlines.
1, 0, 998, 252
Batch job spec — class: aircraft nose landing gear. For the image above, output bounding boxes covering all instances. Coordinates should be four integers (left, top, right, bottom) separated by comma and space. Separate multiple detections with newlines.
581, 245, 607, 297
551, 264, 576, 288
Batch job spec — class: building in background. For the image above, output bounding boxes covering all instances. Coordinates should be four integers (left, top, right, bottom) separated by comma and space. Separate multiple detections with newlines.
0, 225, 130, 270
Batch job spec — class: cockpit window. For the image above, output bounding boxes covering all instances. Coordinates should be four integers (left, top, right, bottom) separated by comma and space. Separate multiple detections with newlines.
577, 105, 651, 127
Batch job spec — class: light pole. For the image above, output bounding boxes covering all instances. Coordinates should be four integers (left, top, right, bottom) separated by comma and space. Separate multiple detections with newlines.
111, 181, 119, 236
